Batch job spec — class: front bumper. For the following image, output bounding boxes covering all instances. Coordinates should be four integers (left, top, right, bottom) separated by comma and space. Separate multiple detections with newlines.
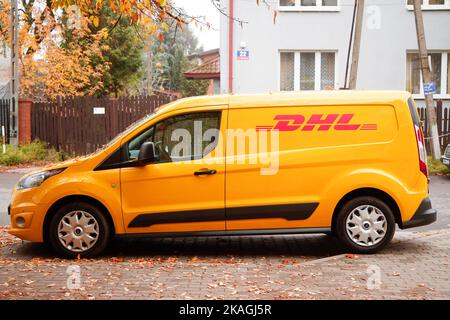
8, 202, 47, 242
401, 197, 437, 229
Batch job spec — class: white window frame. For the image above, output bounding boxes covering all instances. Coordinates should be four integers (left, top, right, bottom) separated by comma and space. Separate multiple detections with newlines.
278, 0, 340, 12
406, 0, 450, 11
279, 50, 338, 91
407, 51, 450, 99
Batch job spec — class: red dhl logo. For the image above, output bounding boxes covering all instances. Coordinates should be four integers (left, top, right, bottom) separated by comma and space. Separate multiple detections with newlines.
256, 114, 378, 132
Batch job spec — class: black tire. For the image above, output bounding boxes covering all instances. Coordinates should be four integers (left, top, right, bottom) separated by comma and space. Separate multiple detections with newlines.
48, 202, 110, 258
336, 196, 395, 254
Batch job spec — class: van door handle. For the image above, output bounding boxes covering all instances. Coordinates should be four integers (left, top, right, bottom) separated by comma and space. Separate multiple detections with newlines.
194, 169, 217, 176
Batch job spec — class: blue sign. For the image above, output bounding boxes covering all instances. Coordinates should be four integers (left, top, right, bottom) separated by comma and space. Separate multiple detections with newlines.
237, 50, 249, 60
423, 82, 436, 95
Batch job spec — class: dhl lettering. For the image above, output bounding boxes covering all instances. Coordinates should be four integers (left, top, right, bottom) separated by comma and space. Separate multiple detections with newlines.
273, 115, 305, 131
256, 114, 378, 132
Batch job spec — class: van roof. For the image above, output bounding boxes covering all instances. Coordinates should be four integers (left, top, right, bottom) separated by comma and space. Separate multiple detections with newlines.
160, 90, 412, 112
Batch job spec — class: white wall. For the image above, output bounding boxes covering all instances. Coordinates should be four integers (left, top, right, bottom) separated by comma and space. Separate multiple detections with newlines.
220, 0, 450, 107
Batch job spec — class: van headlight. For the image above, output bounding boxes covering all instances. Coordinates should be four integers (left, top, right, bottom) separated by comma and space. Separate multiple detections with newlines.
17, 168, 66, 190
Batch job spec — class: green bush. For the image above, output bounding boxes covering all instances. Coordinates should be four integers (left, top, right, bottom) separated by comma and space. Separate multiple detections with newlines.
0, 141, 62, 166
427, 156, 449, 175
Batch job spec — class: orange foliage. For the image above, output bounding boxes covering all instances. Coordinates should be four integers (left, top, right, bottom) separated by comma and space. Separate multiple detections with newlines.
52, 0, 210, 42
0, 0, 214, 99
21, 24, 111, 100
1, 0, 110, 99
0, 0, 10, 48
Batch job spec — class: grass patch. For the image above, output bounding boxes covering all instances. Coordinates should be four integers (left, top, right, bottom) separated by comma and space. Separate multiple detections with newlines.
428, 156, 449, 175
0, 140, 62, 166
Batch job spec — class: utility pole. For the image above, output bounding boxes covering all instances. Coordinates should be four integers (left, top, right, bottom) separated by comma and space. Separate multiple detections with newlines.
349, 0, 364, 89
413, 0, 441, 159
9, 0, 19, 146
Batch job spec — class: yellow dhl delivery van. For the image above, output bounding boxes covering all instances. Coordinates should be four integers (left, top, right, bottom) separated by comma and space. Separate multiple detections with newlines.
8, 91, 436, 258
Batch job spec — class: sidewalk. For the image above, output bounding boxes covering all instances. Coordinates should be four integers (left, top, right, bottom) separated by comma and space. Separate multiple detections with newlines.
0, 227, 449, 300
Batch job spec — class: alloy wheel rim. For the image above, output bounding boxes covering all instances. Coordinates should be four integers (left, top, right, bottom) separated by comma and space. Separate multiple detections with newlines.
345, 205, 387, 247
57, 211, 99, 253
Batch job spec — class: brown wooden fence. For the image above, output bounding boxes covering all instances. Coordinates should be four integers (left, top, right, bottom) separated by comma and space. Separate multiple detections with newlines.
418, 101, 450, 153
32, 94, 177, 155
31, 95, 450, 156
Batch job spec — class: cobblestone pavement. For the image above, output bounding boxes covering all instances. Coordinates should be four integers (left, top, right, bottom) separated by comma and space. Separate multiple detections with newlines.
0, 227, 449, 300
1, 173, 449, 299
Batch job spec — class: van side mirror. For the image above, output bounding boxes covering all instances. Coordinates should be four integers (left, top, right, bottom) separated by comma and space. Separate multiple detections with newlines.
137, 142, 156, 165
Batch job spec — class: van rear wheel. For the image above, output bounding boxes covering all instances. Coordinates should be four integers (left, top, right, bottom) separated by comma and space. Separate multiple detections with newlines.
48, 202, 110, 258
336, 196, 395, 254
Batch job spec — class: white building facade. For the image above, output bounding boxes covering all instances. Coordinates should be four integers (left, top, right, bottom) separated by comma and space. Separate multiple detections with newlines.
219, 0, 450, 108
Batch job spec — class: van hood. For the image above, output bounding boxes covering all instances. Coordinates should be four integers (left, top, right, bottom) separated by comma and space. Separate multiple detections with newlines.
24, 152, 99, 177
45, 154, 94, 169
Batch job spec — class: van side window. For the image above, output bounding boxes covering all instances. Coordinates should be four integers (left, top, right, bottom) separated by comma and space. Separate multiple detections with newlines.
127, 111, 221, 163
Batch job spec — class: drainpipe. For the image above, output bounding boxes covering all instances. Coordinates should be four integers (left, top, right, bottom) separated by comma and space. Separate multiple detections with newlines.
228, 0, 234, 94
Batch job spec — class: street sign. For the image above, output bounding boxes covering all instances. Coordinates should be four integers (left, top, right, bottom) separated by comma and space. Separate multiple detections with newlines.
237, 50, 249, 60
423, 82, 436, 95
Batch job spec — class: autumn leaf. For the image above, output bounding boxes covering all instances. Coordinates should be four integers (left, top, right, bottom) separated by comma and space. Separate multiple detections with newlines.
92, 16, 100, 28
161, 22, 170, 32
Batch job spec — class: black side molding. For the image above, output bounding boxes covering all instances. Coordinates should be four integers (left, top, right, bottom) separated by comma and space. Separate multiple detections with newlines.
226, 203, 318, 221
128, 208, 225, 228
128, 203, 319, 228
117, 227, 331, 239
401, 197, 437, 229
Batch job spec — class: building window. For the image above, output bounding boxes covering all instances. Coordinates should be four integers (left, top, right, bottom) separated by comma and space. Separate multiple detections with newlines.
406, 53, 421, 94
406, 0, 450, 10
280, 0, 296, 6
279, 0, 339, 11
406, 52, 450, 96
321, 52, 336, 90
280, 52, 295, 91
300, 53, 315, 90
280, 51, 337, 91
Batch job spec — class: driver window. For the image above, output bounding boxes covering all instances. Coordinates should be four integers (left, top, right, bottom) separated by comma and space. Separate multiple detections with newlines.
127, 111, 221, 163
128, 126, 154, 160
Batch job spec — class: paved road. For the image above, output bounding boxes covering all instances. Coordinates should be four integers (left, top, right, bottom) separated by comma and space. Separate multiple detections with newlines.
0, 173, 21, 226
417, 175, 450, 231
1, 228, 449, 299
0, 173, 449, 299
1, 173, 449, 229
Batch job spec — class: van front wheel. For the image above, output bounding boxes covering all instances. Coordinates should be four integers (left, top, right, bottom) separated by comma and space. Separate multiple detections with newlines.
336, 196, 395, 254
48, 202, 110, 258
